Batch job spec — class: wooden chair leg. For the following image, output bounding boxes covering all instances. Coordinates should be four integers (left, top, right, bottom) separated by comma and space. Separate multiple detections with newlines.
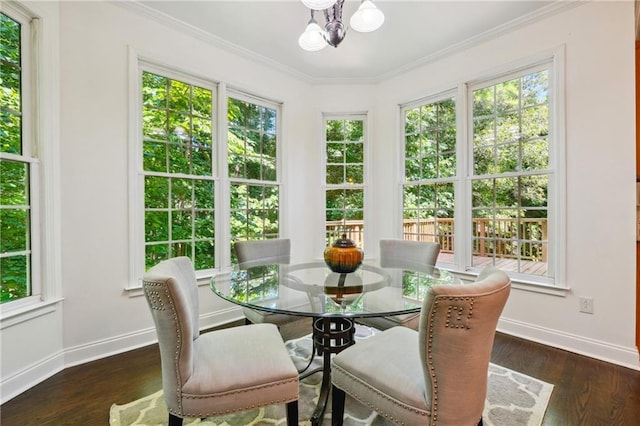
331, 385, 346, 426
169, 413, 183, 426
286, 400, 299, 426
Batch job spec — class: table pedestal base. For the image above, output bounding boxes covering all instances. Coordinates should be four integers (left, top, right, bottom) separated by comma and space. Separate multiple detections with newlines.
309, 317, 356, 426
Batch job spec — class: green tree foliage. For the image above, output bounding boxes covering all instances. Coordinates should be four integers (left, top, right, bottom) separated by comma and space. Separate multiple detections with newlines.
325, 119, 364, 244
228, 98, 279, 262
1, 13, 30, 303
142, 72, 215, 270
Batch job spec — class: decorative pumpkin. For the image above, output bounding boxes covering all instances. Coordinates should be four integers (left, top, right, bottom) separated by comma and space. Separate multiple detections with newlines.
324, 234, 364, 273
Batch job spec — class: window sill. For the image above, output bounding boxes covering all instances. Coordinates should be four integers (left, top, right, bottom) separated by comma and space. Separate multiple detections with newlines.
450, 270, 570, 297
124, 269, 220, 298
0, 297, 64, 330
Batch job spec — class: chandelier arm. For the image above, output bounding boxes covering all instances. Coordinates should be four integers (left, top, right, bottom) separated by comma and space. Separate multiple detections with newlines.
322, 0, 346, 47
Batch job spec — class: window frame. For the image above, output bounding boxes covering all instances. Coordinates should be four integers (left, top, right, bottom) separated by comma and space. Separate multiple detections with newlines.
1, 1, 62, 322
226, 90, 284, 264
130, 59, 219, 288
322, 113, 369, 250
400, 90, 458, 268
128, 55, 285, 290
400, 49, 566, 290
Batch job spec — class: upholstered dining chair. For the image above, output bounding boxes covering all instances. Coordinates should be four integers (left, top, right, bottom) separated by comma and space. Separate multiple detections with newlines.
142, 256, 299, 426
234, 238, 302, 327
331, 266, 511, 426
358, 239, 441, 331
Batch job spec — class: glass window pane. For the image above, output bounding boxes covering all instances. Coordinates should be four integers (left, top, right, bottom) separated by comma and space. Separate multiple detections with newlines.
345, 165, 363, 184
145, 211, 169, 242
1, 110, 22, 154
496, 142, 519, 173
194, 241, 215, 270
521, 105, 549, 141
168, 79, 191, 112
326, 120, 345, 141
194, 179, 214, 209
0, 160, 28, 205
0, 208, 28, 252
192, 86, 212, 117
1, 255, 29, 303
345, 143, 363, 163
142, 107, 168, 141
142, 72, 167, 108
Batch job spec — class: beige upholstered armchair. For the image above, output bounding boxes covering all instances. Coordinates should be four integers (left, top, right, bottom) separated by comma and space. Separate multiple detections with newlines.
234, 238, 302, 327
331, 266, 511, 426
142, 256, 299, 426
358, 239, 441, 331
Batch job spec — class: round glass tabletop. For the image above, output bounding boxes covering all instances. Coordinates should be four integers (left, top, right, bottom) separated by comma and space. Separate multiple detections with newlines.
211, 260, 461, 318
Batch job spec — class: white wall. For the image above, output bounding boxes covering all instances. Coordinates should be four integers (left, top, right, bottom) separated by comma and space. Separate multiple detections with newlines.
370, 1, 638, 367
0, 0, 65, 403
57, 0, 319, 359
1, 0, 637, 404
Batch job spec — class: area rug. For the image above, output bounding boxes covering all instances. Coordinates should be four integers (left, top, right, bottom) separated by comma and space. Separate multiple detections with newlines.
110, 326, 553, 426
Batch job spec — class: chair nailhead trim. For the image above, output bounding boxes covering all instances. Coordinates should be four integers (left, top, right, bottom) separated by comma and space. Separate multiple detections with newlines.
178, 379, 298, 417
425, 295, 476, 425
144, 279, 298, 419
143, 280, 185, 413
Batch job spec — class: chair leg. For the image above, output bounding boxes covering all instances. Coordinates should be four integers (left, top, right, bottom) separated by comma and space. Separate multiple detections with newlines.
331, 385, 346, 426
286, 400, 299, 426
168, 413, 183, 426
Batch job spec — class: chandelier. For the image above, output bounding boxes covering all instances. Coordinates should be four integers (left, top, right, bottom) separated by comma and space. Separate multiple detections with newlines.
298, 0, 385, 51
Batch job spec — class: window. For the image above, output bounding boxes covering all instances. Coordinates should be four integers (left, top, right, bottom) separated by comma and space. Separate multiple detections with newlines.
228, 95, 281, 263
0, 11, 38, 304
324, 116, 366, 248
470, 67, 550, 279
402, 60, 557, 284
402, 97, 456, 264
135, 61, 283, 280
140, 70, 216, 271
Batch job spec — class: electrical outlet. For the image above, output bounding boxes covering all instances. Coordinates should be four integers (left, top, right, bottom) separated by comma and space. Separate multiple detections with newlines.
579, 297, 594, 314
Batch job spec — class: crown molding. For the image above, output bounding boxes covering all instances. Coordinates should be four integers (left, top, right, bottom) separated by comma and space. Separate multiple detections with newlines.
118, 0, 584, 86
116, 1, 316, 84
374, 0, 583, 83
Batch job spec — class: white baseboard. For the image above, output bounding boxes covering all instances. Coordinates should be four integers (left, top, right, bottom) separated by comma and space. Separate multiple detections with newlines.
498, 318, 640, 371
1, 308, 244, 404
1, 350, 65, 405
5, 311, 638, 406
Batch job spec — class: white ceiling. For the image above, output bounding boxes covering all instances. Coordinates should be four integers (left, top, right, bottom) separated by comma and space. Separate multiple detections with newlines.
130, 1, 568, 84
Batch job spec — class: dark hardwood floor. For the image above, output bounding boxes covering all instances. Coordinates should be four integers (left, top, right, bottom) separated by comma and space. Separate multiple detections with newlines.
2, 318, 640, 425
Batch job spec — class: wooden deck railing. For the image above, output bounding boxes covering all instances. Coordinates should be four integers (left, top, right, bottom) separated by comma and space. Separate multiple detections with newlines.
326, 217, 547, 262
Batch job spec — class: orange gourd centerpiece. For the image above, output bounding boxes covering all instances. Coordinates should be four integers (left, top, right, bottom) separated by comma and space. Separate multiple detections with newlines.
324, 234, 364, 273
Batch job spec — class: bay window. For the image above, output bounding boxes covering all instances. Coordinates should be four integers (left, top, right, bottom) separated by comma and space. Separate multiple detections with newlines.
402, 59, 560, 285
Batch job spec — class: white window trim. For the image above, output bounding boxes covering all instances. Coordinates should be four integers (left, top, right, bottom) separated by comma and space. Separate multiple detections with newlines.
226, 89, 284, 267
321, 112, 370, 250
399, 89, 458, 270
127, 50, 219, 291
126, 50, 285, 291
398, 46, 567, 293
0, 1, 63, 325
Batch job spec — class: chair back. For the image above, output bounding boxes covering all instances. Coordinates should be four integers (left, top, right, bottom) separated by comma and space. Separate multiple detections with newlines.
418, 266, 510, 425
379, 239, 440, 272
142, 256, 200, 413
234, 238, 291, 269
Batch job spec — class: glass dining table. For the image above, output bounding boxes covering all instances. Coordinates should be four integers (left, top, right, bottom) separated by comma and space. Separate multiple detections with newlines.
211, 260, 461, 425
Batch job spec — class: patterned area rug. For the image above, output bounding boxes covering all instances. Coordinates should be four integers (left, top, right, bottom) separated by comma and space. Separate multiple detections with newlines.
110, 326, 553, 425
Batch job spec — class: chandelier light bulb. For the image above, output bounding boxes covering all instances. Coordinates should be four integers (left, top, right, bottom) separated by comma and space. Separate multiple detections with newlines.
301, 0, 337, 11
350, 0, 385, 33
298, 19, 328, 51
